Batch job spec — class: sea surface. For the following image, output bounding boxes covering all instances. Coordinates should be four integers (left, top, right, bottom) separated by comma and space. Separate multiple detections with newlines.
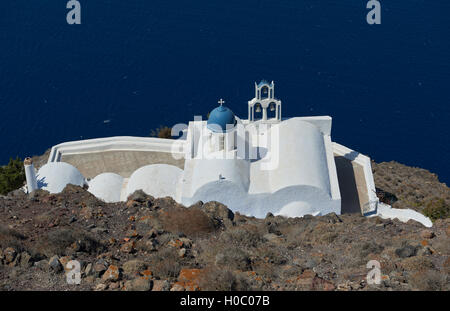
0, 1, 449, 183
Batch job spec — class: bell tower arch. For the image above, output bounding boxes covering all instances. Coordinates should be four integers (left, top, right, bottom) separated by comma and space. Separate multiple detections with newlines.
248, 80, 281, 122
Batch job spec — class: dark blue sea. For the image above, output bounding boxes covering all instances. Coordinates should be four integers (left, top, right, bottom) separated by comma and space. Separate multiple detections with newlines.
0, 1, 449, 183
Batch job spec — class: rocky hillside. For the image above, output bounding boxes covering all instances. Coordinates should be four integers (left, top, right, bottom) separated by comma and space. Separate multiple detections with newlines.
373, 161, 450, 220
0, 161, 448, 291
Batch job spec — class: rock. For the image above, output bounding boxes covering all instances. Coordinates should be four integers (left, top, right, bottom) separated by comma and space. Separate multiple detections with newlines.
417, 246, 432, 256
124, 277, 153, 291
84, 263, 93, 276
93, 262, 107, 275
140, 270, 152, 279
304, 258, 318, 269
122, 259, 147, 275
10, 253, 20, 267
263, 233, 284, 244
80, 206, 93, 219
19, 251, 33, 268
395, 245, 417, 258
109, 282, 120, 290
201, 201, 234, 227
147, 229, 158, 238
168, 239, 184, 248
84, 276, 96, 284
120, 241, 135, 253
179, 237, 192, 248
27, 189, 50, 201
8, 189, 26, 197
292, 269, 317, 289
34, 259, 49, 271
175, 268, 204, 291
170, 284, 185, 291
94, 283, 108, 291
125, 229, 139, 238
102, 265, 120, 282
91, 227, 108, 234
48, 255, 63, 272
58, 256, 73, 273
143, 239, 158, 251
152, 280, 171, 291
127, 190, 152, 203
312, 277, 336, 291
420, 230, 435, 239
4, 247, 17, 263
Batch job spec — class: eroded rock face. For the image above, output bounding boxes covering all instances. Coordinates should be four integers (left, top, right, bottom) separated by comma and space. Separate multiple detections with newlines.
0, 160, 448, 291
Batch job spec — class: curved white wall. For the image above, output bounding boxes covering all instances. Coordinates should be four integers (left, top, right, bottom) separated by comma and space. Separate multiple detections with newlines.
126, 164, 183, 199
270, 118, 331, 195
190, 158, 251, 194
88, 173, 124, 203
184, 181, 339, 219
36, 162, 85, 193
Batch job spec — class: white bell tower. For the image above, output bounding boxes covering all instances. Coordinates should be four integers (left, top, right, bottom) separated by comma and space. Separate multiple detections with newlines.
248, 80, 282, 122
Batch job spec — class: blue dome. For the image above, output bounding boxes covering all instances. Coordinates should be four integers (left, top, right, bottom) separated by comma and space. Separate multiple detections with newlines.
207, 105, 237, 133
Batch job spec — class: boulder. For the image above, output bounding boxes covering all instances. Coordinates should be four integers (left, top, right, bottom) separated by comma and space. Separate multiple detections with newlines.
420, 230, 435, 239
122, 259, 147, 275
152, 280, 171, 291
3, 247, 17, 264
395, 245, 417, 258
102, 265, 120, 282
124, 277, 152, 291
48, 255, 63, 272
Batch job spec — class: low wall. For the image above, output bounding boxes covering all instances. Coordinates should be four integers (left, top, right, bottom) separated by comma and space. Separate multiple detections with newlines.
332, 142, 378, 215
48, 136, 186, 163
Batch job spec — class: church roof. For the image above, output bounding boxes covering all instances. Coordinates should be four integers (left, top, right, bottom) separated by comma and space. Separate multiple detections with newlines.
88, 172, 124, 203
36, 162, 85, 193
207, 105, 237, 133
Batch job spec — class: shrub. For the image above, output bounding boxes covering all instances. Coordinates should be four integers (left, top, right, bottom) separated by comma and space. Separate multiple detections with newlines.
219, 224, 264, 248
197, 265, 250, 291
160, 207, 216, 237
422, 198, 449, 221
150, 126, 172, 139
35, 228, 103, 257
0, 225, 27, 252
148, 247, 181, 279
0, 157, 25, 195
409, 270, 449, 291
215, 246, 252, 271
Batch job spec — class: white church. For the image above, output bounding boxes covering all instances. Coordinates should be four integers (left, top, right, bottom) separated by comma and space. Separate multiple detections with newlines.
23, 81, 432, 227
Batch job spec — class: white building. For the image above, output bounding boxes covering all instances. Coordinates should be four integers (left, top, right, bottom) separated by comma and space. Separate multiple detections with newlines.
23, 81, 432, 227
